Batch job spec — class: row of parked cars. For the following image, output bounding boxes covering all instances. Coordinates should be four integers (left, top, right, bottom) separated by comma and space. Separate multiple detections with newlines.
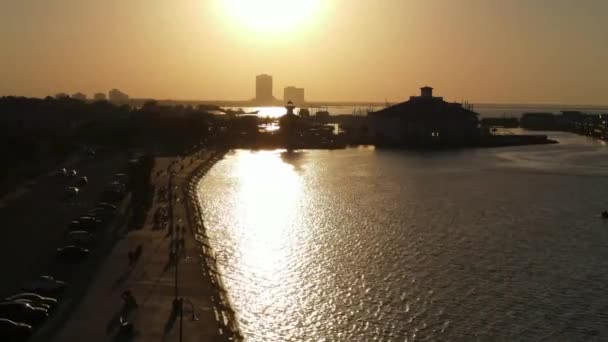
56, 201, 118, 261
0, 173, 128, 341
57, 172, 128, 260
0, 276, 67, 341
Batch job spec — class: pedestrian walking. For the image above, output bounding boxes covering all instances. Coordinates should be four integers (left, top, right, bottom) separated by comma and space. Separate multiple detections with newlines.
122, 289, 138, 309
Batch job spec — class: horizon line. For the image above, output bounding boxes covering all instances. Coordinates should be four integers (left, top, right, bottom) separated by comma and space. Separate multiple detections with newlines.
2, 94, 608, 109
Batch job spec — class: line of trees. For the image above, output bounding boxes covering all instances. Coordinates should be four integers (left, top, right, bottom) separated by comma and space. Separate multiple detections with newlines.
0, 97, 224, 182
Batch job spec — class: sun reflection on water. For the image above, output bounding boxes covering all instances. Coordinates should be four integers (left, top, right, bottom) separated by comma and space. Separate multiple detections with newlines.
232, 150, 301, 282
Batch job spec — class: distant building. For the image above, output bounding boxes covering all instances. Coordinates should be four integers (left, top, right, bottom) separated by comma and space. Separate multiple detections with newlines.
370, 86, 480, 147
520, 112, 557, 130
283, 86, 305, 105
108, 89, 129, 103
72, 92, 87, 101
55, 92, 70, 99
255, 74, 274, 104
93, 92, 107, 101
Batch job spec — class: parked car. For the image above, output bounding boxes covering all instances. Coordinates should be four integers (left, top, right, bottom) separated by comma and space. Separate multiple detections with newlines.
77, 176, 88, 186
0, 302, 48, 327
90, 206, 114, 219
65, 187, 79, 197
56, 245, 90, 260
10, 299, 51, 311
58, 168, 68, 177
97, 202, 117, 211
106, 181, 126, 194
102, 187, 126, 202
113, 173, 129, 184
86, 148, 96, 158
22, 276, 68, 296
71, 217, 102, 231
66, 231, 96, 247
0, 318, 33, 342
67, 169, 77, 177
5, 293, 57, 311
68, 220, 82, 231
79, 215, 103, 225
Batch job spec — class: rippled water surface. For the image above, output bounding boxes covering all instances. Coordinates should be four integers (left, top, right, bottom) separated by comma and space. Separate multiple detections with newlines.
198, 132, 608, 341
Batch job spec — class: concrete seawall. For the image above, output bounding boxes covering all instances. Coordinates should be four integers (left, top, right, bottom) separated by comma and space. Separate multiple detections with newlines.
184, 149, 242, 340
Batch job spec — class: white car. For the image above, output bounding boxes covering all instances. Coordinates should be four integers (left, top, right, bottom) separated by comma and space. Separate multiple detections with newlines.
22, 276, 68, 296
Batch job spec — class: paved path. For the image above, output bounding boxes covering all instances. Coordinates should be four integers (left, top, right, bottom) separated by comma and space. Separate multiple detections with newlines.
52, 150, 237, 342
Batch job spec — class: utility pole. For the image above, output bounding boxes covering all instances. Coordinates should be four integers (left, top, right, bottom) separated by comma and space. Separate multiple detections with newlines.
179, 298, 184, 342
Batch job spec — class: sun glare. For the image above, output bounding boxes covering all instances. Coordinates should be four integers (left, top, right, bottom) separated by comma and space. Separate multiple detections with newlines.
221, 0, 322, 34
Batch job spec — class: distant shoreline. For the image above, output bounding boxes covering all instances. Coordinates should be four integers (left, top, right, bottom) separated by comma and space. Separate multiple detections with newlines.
122, 98, 608, 110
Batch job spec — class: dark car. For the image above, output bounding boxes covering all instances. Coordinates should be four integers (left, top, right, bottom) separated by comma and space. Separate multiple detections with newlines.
102, 185, 126, 202
10, 299, 51, 312
5, 293, 58, 311
88, 208, 113, 220
81, 215, 104, 227
0, 318, 33, 342
22, 276, 68, 297
66, 231, 96, 247
70, 217, 102, 231
77, 176, 88, 186
56, 245, 90, 260
0, 302, 48, 327
97, 202, 117, 211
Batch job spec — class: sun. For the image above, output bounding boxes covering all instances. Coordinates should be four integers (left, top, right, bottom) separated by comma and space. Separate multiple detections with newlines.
221, 0, 323, 35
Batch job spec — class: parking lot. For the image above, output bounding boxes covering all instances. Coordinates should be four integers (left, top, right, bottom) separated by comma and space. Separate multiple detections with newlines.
0, 151, 130, 339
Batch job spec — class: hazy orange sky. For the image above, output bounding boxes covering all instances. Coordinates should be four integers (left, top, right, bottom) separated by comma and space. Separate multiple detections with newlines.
2, 0, 607, 104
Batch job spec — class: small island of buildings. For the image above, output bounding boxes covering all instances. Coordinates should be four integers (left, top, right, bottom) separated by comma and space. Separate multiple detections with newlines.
235, 86, 555, 150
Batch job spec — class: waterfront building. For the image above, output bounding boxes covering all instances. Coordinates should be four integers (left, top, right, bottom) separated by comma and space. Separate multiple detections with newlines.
72, 92, 87, 101
283, 86, 305, 105
55, 92, 70, 99
369, 86, 480, 147
255, 74, 274, 104
109, 88, 129, 103
93, 92, 107, 101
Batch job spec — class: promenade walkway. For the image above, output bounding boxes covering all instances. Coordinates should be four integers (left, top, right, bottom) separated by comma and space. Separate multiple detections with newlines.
52, 150, 237, 341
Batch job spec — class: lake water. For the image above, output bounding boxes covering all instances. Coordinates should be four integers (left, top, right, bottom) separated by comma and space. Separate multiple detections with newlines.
198, 132, 608, 341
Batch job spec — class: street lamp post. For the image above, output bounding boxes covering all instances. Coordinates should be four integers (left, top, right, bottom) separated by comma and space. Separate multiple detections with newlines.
179, 298, 198, 342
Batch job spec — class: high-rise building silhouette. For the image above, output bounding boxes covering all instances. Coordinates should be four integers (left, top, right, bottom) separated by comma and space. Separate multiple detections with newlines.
283, 86, 305, 105
255, 74, 274, 104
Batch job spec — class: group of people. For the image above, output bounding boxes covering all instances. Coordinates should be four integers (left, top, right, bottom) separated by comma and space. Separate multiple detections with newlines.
153, 204, 169, 230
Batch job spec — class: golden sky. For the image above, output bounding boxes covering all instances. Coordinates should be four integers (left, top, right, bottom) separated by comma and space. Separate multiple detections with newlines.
1, 0, 607, 104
